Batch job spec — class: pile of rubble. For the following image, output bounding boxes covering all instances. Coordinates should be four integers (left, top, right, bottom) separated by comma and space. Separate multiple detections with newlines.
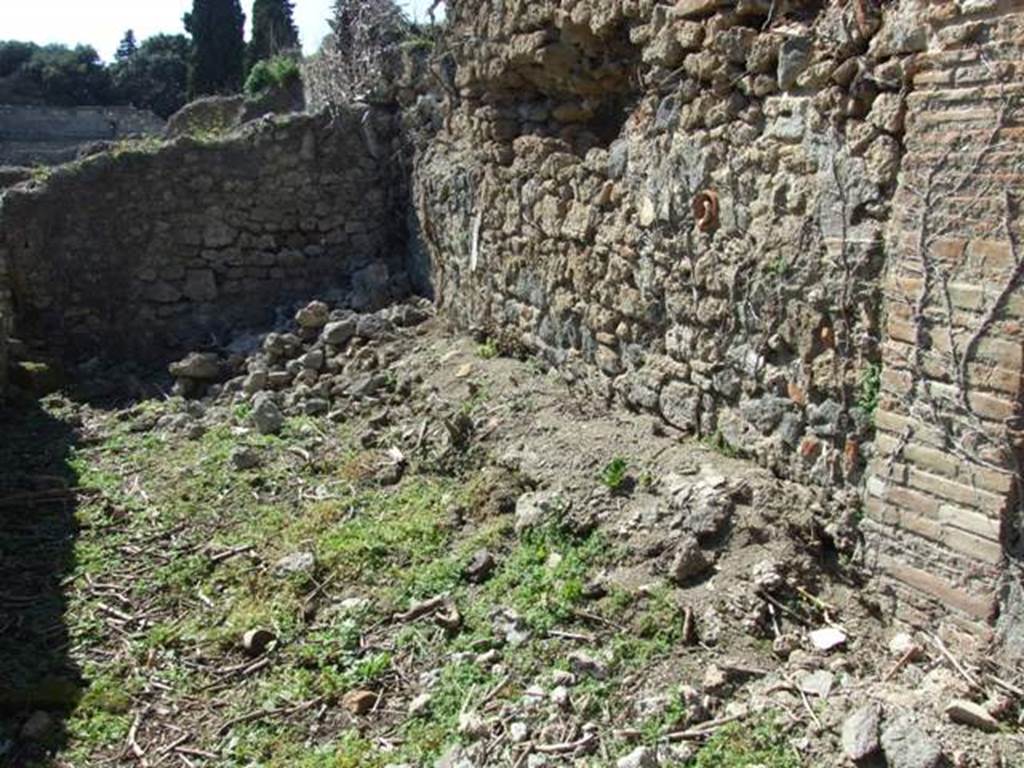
167, 297, 435, 431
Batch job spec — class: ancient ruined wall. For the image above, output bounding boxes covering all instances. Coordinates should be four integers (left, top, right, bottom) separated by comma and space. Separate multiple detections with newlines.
417, 0, 906, 488
0, 108, 406, 365
864, 3, 1024, 631
415, 0, 1023, 629
0, 105, 164, 167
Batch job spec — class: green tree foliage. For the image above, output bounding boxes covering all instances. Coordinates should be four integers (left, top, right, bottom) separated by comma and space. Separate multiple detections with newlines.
0, 41, 37, 78
110, 35, 190, 119
244, 55, 300, 96
248, 0, 300, 72
115, 30, 138, 61
184, 0, 246, 98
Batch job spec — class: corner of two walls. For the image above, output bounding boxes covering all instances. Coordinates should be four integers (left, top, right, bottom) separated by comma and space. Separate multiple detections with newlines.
413, 0, 1024, 636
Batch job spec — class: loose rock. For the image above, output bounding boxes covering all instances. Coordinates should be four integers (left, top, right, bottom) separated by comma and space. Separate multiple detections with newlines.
343, 689, 378, 716
464, 549, 496, 583
169, 352, 222, 380
945, 699, 1000, 732
242, 628, 276, 656
295, 300, 330, 329
669, 534, 711, 583
842, 704, 881, 762
250, 392, 284, 435
880, 716, 943, 768
617, 746, 660, 768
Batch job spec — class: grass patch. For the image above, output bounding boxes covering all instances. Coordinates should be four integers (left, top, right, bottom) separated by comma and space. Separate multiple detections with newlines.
692, 716, 801, 767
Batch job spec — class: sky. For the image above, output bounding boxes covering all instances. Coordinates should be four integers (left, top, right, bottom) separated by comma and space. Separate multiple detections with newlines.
2, 0, 443, 61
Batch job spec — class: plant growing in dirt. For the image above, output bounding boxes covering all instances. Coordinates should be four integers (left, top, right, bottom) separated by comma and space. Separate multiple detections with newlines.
600, 457, 630, 493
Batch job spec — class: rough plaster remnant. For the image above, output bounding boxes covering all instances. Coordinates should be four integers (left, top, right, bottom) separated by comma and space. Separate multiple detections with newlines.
414, 0, 1024, 634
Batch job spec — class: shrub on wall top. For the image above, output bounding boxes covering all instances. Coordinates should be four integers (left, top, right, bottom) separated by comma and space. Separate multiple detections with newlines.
244, 55, 301, 96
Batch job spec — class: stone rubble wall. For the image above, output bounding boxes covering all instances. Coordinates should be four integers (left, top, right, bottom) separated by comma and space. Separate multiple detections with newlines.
0, 108, 407, 366
0, 105, 165, 167
414, 0, 1023, 631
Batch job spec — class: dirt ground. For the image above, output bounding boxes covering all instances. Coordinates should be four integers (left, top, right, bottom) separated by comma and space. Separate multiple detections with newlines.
1, 303, 1021, 767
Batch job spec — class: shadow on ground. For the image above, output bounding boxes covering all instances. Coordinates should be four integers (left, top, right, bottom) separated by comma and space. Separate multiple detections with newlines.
0, 396, 83, 765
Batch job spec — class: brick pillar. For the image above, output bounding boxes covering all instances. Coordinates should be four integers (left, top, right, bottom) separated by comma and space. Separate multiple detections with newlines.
865, 2, 1024, 630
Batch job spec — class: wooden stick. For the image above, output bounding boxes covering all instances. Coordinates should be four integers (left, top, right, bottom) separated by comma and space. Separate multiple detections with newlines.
662, 714, 746, 742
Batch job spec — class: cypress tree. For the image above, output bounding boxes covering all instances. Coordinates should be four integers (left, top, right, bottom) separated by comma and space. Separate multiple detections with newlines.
115, 30, 138, 61
184, 0, 246, 97
248, 0, 300, 71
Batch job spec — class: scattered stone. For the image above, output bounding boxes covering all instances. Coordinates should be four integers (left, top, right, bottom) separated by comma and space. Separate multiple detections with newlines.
20, 711, 53, 741
617, 746, 660, 768
242, 370, 268, 394
515, 490, 566, 532
880, 716, 943, 768
464, 549, 496, 583
322, 318, 357, 346
672, 482, 734, 542
808, 627, 847, 652
888, 632, 923, 660
551, 670, 576, 686
409, 693, 432, 716
509, 721, 530, 743
772, 633, 800, 659
475, 649, 501, 666
242, 628, 276, 656
702, 664, 730, 693
299, 349, 324, 371
568, 651, 609, 680
436, 745, 476, 768
797, 669, 835, 698
274, 550, 315, 577
842, 704, 881, 762
230, 446, 261, 470
751, 559, 784, 591
356, 314, 395, 339
250, 393, 284, 435
669, 535, 710, 583
303, 398, 330, 417
944, 699, 1000, 732
169, 352, 221, 380
295, 300, 330, 329
493, 609, 530, 646
457, 711, 489, 739
343, 689, 378, 716
550, 686, 571, 708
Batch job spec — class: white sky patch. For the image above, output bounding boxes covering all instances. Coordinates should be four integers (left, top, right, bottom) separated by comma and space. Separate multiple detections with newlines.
2, 0, 443, 61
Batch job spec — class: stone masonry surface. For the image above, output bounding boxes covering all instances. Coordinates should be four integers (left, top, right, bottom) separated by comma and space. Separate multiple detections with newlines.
0, 107, 407, 368
413, 0, 1023, 634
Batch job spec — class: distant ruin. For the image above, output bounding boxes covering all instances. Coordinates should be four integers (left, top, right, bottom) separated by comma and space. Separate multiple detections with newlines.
0, 105, 164, 167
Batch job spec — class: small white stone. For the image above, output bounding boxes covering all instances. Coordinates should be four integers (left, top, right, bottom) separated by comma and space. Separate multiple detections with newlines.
808, 626, 847, 652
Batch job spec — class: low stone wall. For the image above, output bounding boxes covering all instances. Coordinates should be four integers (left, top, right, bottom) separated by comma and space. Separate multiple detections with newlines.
414, 0, 1023, 634
0, 108, 407, 366
0, 105, 164, 166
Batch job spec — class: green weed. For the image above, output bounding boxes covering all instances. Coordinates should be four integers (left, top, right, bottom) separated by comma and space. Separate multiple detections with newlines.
600, 457, 630, 492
